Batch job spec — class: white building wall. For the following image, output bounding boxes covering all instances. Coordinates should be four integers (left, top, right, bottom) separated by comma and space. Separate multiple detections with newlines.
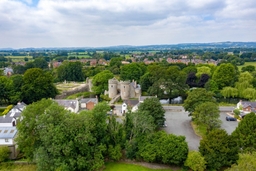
0, 138, 14, 145
0, 123, 13, 127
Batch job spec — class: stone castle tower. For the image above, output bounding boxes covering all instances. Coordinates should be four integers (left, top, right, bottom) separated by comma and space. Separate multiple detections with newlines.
108, 78, 141, 100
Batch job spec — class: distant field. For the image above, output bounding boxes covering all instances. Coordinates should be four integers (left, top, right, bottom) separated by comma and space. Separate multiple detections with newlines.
237, 62, 256, 71
5, 56, 33, 59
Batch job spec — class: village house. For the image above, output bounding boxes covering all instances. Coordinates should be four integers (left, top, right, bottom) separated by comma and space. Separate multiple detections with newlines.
236, 100, 256, 114
0, 127, 18, 159
0, 102, 26, 127
54, 99, 80, 113
80, 98, 98, 110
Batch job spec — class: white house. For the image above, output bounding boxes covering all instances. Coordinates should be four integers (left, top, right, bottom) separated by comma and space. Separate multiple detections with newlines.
0, 102, 26, 127
54, 99, 80, 113
0, 127, 18, 159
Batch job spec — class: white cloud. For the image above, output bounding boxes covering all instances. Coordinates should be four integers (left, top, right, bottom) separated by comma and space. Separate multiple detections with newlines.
0, 0, 255, 48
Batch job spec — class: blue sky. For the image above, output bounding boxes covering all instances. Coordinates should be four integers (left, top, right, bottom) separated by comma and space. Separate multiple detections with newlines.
1, 0, 256, 48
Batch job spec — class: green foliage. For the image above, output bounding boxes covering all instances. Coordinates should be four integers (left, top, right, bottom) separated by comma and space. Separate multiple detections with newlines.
120, 63, 145, 81
138, 97, 165, 128
56, 61, 85, 82
221, 86, 238, 98
183, 88, 215, 114
225, 152, 256, 171
212, 63, 237, 89
193, 102, 221, 132
92, 70, 114, 95
137, 131, 188, 165
21, 68, 58, 104
199, 129, 239, 170
231, 113, 256, 152
108, 144, 122, 161
1, 105, 13, 115
184, 151, 206, 171
241, 65, 255, 73
196, 66, 212, 78
233, 109, 240, 116
0, 146, 10, 162
17, 99, 111, 171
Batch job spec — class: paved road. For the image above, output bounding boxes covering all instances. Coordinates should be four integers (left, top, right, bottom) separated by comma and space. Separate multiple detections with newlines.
220, 112, 238, 134
163, 111, 200, 151
163, 111, 239, 151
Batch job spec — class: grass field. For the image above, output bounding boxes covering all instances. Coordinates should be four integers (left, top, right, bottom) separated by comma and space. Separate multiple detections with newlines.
237, 62, 256, 70
0, 162, 176, 171
104, 162, 175, 171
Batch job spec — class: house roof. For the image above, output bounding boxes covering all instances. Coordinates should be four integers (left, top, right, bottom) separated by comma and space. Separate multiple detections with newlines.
0, 127, 17, 139
241, 101, 256, 108
124, 100, 139, 107
80, 98, 98, 104
0, 102, 26, 124
54, 99, 78, 110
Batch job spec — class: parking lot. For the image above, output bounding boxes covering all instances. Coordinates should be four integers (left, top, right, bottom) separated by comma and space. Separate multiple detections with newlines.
163, 111, 239, 150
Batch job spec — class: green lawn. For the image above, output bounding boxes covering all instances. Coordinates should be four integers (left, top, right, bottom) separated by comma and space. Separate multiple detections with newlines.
237, 62, 256, 71
104, 162, 175, 171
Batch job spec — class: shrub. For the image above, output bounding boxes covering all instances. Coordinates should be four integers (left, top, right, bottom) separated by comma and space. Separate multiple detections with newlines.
1, 105, 13, 116
185, 151, 206, 171
108, 144, 122, 161
0, 146, 10, 162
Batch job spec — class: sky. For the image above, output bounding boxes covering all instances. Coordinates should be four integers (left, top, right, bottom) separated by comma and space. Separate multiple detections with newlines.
1, 0, 256, 48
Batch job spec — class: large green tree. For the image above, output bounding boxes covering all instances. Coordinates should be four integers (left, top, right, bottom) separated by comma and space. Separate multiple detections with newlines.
137, 131, 188, 165
193, 102, 221, 132
199, 129, 239, 170
225, 152, 256, 171
92, 70, 114, 95
56, 61, 84, 82
231, 113, 256, 152
21, 68, 58, 104
138, 97, 165, 128
183, 88, 215, 115
120, 63, 145, 81
212, 63, 237, 89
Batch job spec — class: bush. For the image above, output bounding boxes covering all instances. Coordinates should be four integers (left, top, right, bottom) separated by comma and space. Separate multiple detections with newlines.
1, 105, 13, 116
184, 151, 206, 171
108, 144, 122, 161
0, 146, 10, 162
233, 109, 240, 116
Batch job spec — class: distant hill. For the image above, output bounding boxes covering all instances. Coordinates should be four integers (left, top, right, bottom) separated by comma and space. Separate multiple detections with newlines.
1, 42, 256, 51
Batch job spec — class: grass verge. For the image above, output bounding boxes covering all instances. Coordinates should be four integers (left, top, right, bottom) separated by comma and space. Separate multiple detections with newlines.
191, 121, 207, 138
104, 162, 174, 171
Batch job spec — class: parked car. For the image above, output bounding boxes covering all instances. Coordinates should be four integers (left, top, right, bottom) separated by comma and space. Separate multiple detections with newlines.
226, 116, 237, 121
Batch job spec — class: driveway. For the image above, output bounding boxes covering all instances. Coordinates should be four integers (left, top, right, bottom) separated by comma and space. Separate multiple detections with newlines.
220, 112, 238, 134
163, 111, 201, 151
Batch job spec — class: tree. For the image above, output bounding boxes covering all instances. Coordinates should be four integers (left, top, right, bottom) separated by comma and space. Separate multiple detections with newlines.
0, 76, 12, 104
212, 63, 237, 89
21, 68, 58, 104
0, 146, 10, 162
139, 72, 153, 92
231, 113, 256, 152
199, 129, 239, 170
137, 131, 188, 165
193, 102, 221, 132
225, 152, 256, 171
196, 66, 212, 78
33, 58, 48, 69
56, 61, 84, 82
183, 88, 215, 115
186, 72, 198, 88
198, 74, 210, 88
221, 87, 238, 98
235, 72, 254, 98
241, 65, 255, 73
138, 97, 165, 128
92, 70, 114, 95
120, 63, 144, 81
184, 151, 206, 171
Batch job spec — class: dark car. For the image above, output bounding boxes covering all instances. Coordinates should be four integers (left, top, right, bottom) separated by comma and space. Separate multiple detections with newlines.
226, 116, 237, 121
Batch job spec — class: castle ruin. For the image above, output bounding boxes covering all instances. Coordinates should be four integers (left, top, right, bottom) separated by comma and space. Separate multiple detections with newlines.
108, 78, 141, 100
